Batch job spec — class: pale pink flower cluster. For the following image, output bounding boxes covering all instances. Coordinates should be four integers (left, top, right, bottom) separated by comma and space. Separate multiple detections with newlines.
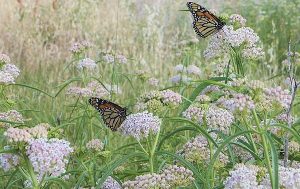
69, 40, 92, 54
103, 54, 114, 63
116, 54, 127, 64
195, 94, 211, 103
0, 53, 11, 64
224, 164, 261, 189
0, 54, 20, 85
182, 106, 205, 124
66, 81, 111, 98
260, 166, 300, 188
102, 176, 122, 189
276, 112, 295, 125
148, 77, 159, 86
221, 93, 255, 112
27, 123, 50, 139
170, 64, 201, 84
0, 146, 20, 172
77, 58, 97, 70
0, 110, 24, 127
66, 86, 92, 97
4, 123, 50, 142
122, 165, 194, 189
205, 106, 234, 133
247, 80, 265, 90
264, 86, 292, 109
161, 89, 182, 106
4, 127, 32, 142
26, 138, 73, 181
229, 14, 246, 26
181, 135, 229, 166
204, 25, 263, 60
119, 111, 161, 140
201, 85, 221, 95
86, 139, 104, 151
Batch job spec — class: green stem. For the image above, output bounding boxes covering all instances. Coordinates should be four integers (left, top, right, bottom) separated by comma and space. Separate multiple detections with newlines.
242, 116, 258, 154
149, 129, 161, 173
252, 110, 274, 188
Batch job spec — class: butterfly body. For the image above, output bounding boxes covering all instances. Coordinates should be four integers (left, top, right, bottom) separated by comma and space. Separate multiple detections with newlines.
89, 97, 127, 131
187, 2, 225, 38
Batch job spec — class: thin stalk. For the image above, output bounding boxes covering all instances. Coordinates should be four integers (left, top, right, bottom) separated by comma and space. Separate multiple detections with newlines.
242, 116, 258, 154
252, 110, 274, 188
149, 129, 160, 173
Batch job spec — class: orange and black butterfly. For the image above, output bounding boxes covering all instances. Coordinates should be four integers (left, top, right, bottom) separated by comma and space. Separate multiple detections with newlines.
89, 97, 127, 131
187, 2, 225, 38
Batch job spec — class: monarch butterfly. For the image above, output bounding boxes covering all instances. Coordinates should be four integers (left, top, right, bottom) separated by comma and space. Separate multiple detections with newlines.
89, 97, 127, 131
187, 2, 225, 38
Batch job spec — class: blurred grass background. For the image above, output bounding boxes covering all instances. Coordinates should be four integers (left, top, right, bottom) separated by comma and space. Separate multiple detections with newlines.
0, 0, 299, 140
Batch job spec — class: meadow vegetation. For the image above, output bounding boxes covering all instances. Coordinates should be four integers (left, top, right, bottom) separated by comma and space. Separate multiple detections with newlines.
0, 0, 300, 188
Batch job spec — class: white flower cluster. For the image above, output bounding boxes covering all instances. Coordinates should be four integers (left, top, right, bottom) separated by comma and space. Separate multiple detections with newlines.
0, 53, 20, 84
66, 81, 112, 98
181, 135, 229, 166
221, 93, 255, 112
86, 139, 104, 151
182, 105, 205, 124
0, 110, 24, 127
103, 53, 127, 64
69, 40, 92, 54
170, 64, 201, 84
264, 86, 292, 109
26, 138, 73, 182
77, 58, 97, 70
122, 165, 194, 189
260, 166, 300, 188
119, 111, 161, 140
101, 176, 122, 189
224, 164, 261, 189
4, 123, 50, 143
0, 146, 20, 172
204, 16, 264, 60
205, 106, 234, 133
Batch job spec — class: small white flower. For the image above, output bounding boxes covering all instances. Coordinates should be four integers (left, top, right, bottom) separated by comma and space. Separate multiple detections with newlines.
174, 64, 185, 72
187, 65, 201, 76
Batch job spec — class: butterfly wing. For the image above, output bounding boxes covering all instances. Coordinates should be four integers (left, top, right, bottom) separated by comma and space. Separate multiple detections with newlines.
187, 2, 225, 38
89, 97, 126, 131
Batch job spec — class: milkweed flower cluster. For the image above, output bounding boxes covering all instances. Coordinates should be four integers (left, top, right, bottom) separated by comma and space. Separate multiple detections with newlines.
119, 111, 161, 140
170, 64, 201, 84
148, 77, 159, 87
135, 90, 182, 113
69, 40, 92, 54
260, 166, 300, 188
180, 135, 229, 167
0, 110, 24, 127
0, 53, 20, 85
205, 106, 234, 133
86, 139, 104, 151
122, 165, 194, 189
182, 105, 206, 124
26, 138, 73, 181
0, 53, 11, 64
204, 15, 264, 60
4, 123, 50, 142
77, 58, 97, 70
220, 93, 255, 113
224, 164, 263, 189
229, 14, 246, 27
101, 176, 122, 189
0, 146, 20, 172
264, 86, 292, 109
103, 53, 127, 64
161, 89, 182, 106
66, 81, 111, 98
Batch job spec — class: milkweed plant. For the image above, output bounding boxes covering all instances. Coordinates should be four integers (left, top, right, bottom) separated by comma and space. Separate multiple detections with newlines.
0, 2, 300, 189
